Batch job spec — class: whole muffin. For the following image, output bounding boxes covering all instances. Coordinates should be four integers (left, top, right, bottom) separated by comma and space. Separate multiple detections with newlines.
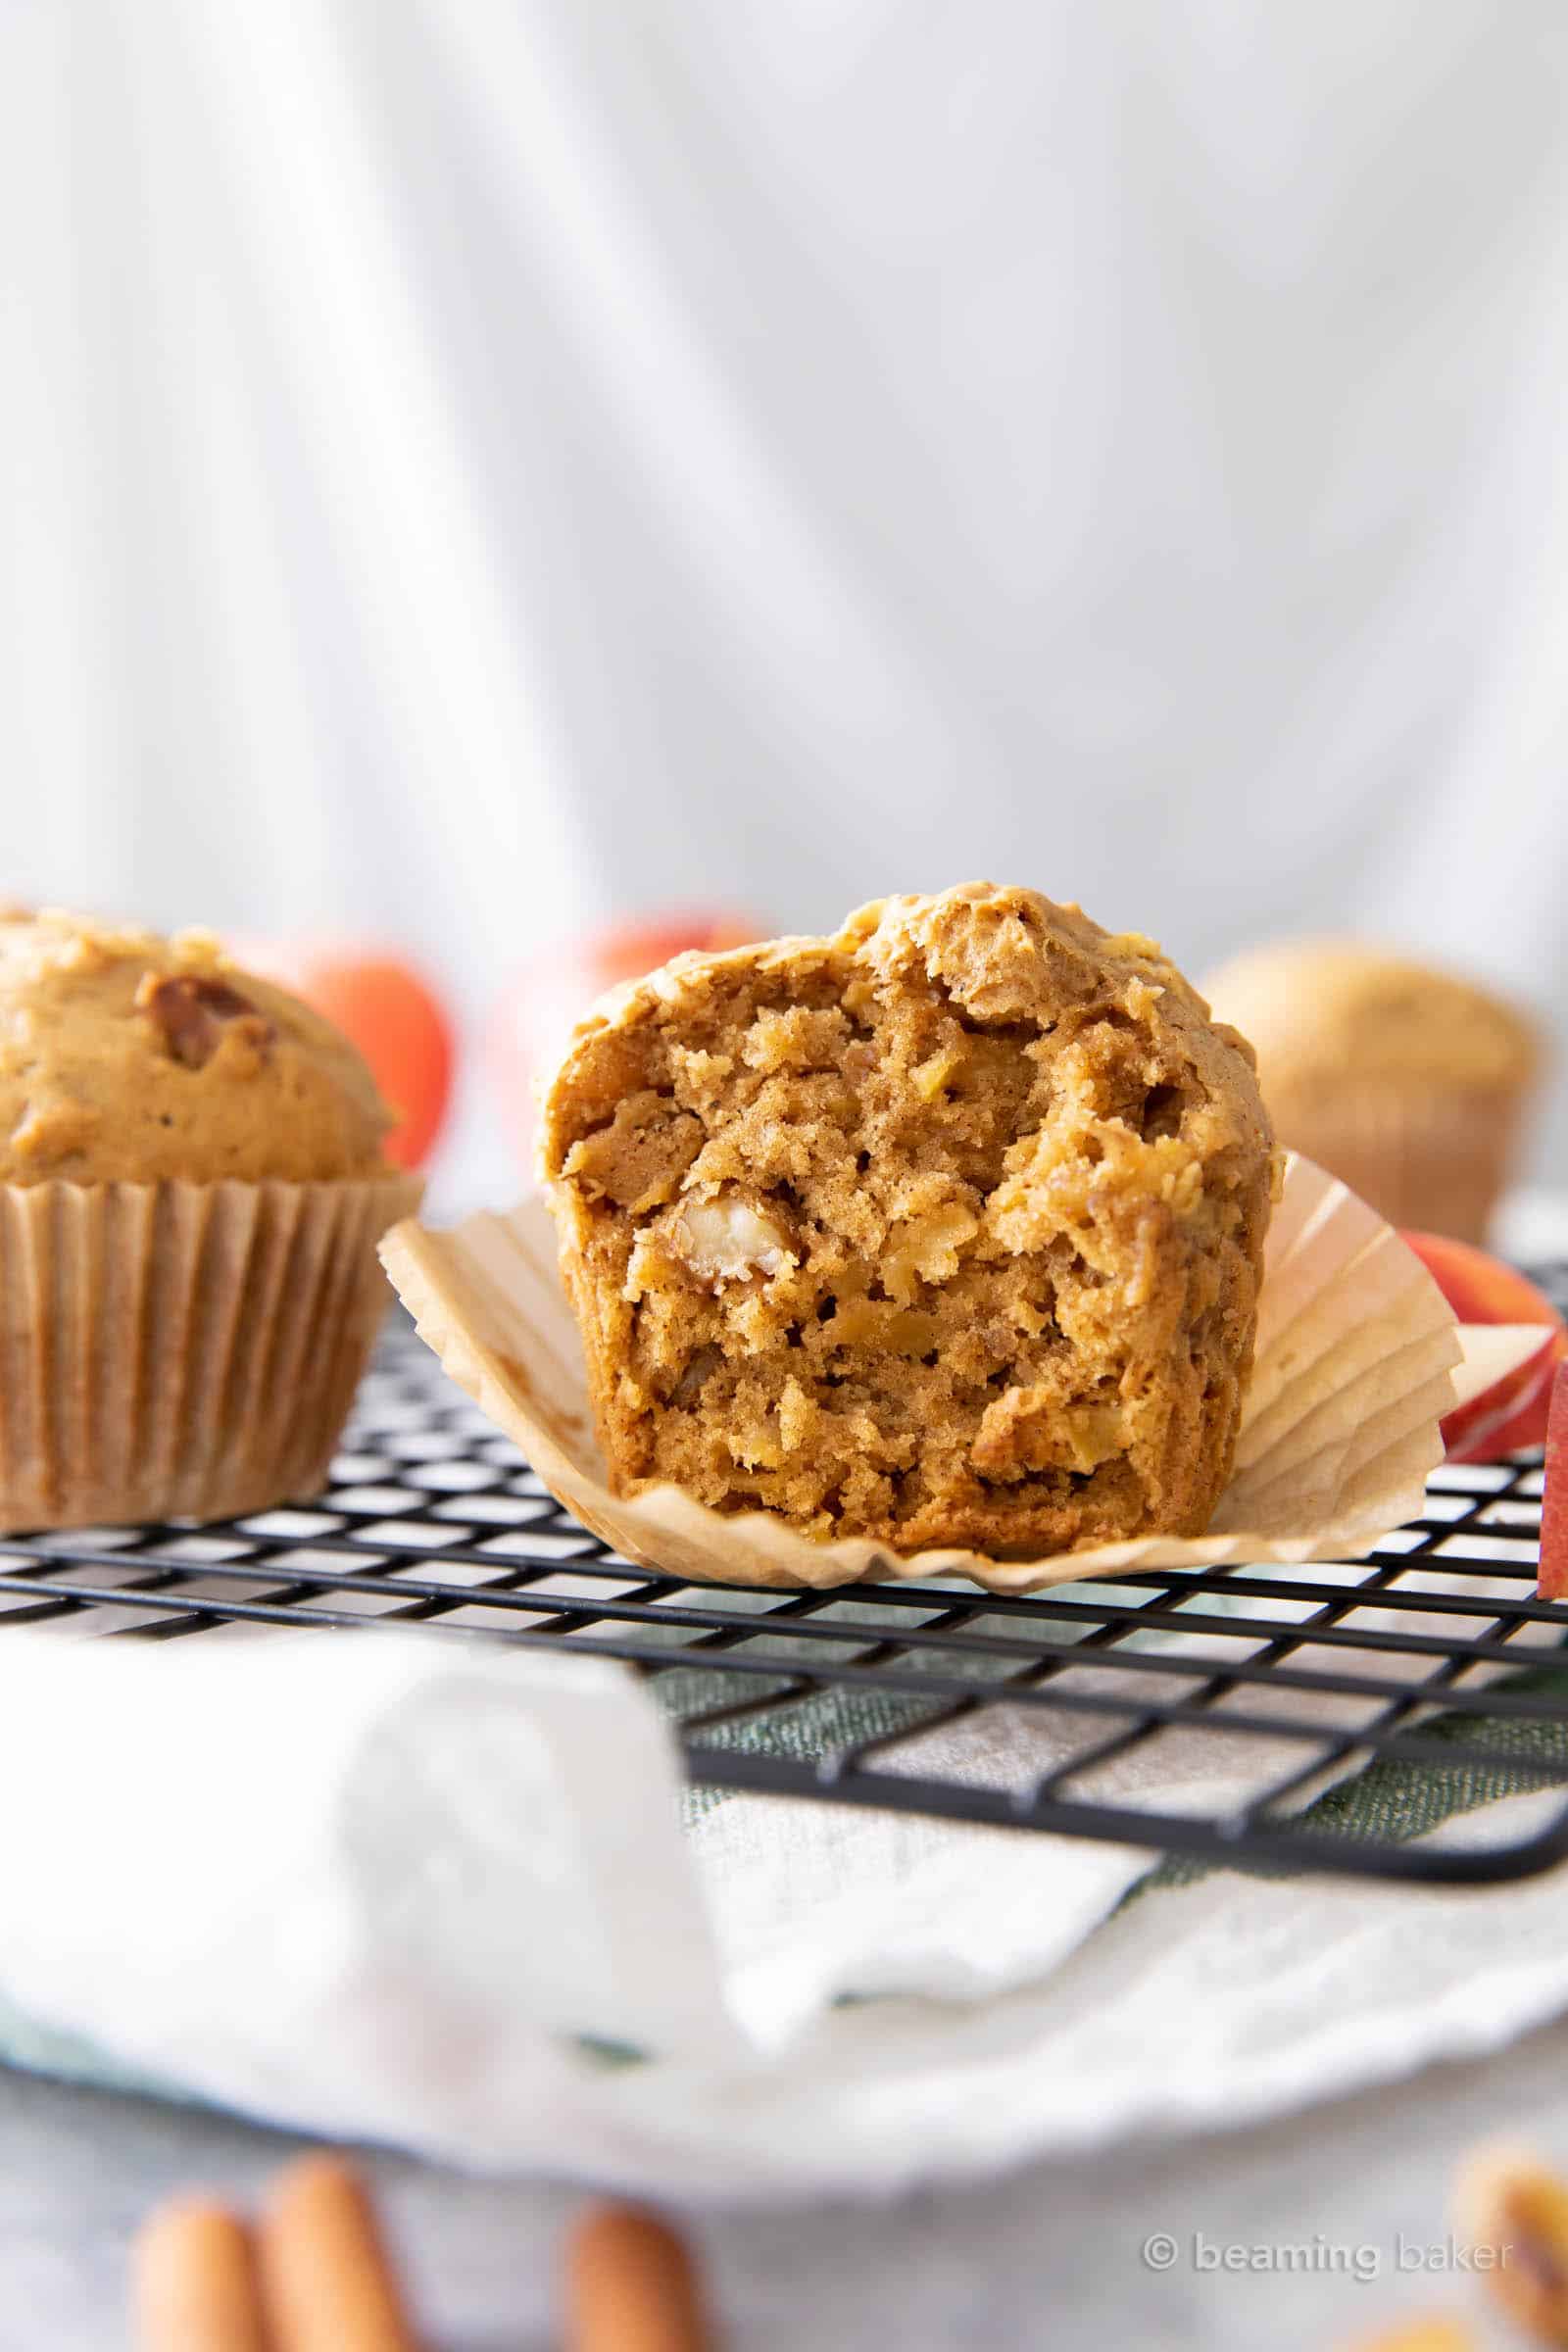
540, 882, 1277, 1557
1202, 940, 1543, 1245
0, 911, 420, 1531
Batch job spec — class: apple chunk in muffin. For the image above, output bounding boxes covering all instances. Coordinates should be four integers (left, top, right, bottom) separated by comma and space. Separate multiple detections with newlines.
539, 882, 1276, 1557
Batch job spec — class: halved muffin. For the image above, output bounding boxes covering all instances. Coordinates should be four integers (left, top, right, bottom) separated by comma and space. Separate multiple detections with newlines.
539, 883, 1276, 1557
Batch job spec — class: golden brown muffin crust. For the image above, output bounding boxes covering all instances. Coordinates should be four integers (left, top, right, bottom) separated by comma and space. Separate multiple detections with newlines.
0, 911, 395, 1184
541, 882, 1276, 1557
1203, 940, 1542, 1092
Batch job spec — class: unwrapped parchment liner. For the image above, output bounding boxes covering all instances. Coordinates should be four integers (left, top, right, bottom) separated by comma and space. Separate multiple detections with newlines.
380, 1155, 1527, 1596
0, 1175, 421, 1534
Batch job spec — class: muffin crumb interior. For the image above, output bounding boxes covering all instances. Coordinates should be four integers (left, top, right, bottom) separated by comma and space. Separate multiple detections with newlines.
543, 885, 1275, 1556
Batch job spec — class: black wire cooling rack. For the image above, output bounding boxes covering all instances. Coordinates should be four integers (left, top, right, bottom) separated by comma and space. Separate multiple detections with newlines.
3, 1269, 1566, 1888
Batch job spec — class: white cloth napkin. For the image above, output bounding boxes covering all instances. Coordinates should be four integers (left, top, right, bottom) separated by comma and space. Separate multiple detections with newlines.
5, 1622, 1566, 2200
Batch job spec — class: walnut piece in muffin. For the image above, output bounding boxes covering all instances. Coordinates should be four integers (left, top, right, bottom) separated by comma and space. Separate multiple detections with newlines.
0, 911, 394, 1184
540, 882, 1277, 1557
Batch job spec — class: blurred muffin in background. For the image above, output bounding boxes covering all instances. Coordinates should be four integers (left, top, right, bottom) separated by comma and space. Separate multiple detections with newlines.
1202, 941, 1544, 1244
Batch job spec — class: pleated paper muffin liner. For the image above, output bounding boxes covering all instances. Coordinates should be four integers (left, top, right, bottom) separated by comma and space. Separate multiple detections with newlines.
0, 1175, 421, 1534
1272, 1083, 1528, 1248
379, 1155, 1542, 1597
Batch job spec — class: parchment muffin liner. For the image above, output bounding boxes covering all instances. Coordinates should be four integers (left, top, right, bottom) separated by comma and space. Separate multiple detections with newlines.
379, 1155, 1543, 1597
0, 1174, 420, 1534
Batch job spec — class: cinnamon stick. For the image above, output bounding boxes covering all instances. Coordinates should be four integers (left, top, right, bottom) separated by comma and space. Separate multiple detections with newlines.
133, 2198, 270, 2352
257, 2155, 419, 2352
565, 2202, 710, 2352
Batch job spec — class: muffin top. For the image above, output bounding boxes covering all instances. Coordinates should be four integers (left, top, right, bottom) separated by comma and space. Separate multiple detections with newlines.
0, 910, 396, 1184
1202, 940, 1542, 1094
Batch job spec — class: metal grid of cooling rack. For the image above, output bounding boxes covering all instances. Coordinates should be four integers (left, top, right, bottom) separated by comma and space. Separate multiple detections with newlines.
2, 1269, 1565, 1886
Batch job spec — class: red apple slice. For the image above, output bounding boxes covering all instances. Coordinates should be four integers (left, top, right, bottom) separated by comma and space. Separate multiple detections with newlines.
1447, 1327, 1565, 1461
1402, 1231, 1568, 1461
1540, 1360, 1568, 1601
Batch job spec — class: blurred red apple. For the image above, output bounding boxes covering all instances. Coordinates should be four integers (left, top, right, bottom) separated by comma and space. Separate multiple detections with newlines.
1541, 1360, 1568, 1599
230, 936, 454, 1169
490, 911, 760, 1167
1402, 1229, 1568, 1462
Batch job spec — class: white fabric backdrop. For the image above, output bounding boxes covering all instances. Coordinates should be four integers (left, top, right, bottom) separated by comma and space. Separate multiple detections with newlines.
2, 0, 1566, 1203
